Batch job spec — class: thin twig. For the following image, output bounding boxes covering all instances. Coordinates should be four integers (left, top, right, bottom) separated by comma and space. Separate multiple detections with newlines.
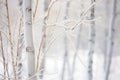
33, 0, 39, 21
36, 27, 47, 71
44, 0, 56, 22
5, 0, 16, 79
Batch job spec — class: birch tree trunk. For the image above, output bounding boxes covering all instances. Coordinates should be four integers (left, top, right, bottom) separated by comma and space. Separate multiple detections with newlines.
16, 29, 24, 80
38, 0, 49, 79
16, 0, 24, 80
23, 0, 36, 80
87, 0, 95, 80
105, 0, 117, 80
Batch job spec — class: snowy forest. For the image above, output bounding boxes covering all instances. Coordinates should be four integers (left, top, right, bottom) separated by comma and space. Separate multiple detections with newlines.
0, 0, 120, 80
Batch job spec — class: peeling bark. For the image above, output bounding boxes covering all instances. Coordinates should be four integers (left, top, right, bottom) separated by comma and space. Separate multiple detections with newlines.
23, 0, 36, 79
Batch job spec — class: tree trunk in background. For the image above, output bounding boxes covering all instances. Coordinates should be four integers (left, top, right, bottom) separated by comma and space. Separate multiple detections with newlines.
104, 0, 110, 70
71, 0, 84, 80
23, 0, 36, 80
61, 33, 69, 80
105, 0, 117, 80
61, 1, 72, 80
87, 0, 95, 80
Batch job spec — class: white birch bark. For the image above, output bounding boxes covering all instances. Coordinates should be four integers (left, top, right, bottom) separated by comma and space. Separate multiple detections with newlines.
16, 18, 24, 80
38, 30, 46, 80
16, 0, 24, 80
23, 0, 36, 80
87, 0, 95, 80
38, 0, 49, 79
105, 0, 117, 80
16, 34, 24, 80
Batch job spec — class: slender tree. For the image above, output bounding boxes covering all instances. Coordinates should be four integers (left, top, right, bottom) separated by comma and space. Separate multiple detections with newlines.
105, 0, 117, 80
23, 0, 36, 79
16, 29, 24, 80
87, 0, 95, 80
0, 1, 10, 79
16, 0, 24, 80
38, 0, 49, 79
